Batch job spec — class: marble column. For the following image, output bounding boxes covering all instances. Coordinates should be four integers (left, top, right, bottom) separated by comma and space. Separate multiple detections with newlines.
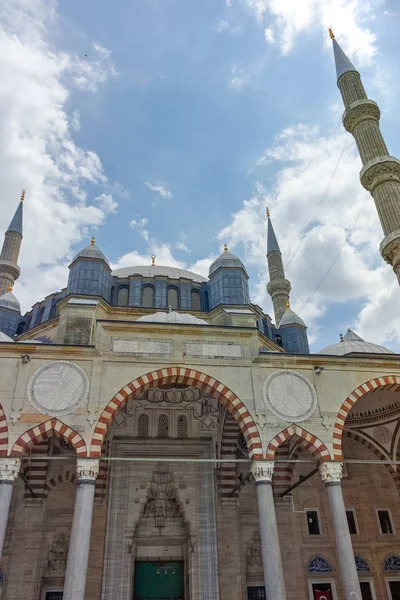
63, 458, 99, 600
0, 458, 20, 559
320, 462, 362, 600
251, 461, 287, 600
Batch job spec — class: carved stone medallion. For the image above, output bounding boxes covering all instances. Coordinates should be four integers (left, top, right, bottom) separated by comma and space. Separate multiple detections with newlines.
373, 425, 391, 445
263, 370, 317, 422
28, 361, 89, 416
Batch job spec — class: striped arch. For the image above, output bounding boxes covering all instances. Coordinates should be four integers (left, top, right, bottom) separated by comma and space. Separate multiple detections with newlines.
90, 367, 262, 458
266, 424, 331, 462
11, 418, 87, 457
0, 403, 8, 456
219, 412, 241, 498
45, 469, 77, 493
343, 430, 400, 493
333, 376, 400, 460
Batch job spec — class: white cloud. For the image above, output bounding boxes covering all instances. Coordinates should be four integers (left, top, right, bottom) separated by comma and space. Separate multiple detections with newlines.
145, 181, 173, 199
94, 193, 118, 214
70, 109, 80, 132
217, 120, 400, 350
129, 217, 149, 242
264, 27, 275, 44
0, 0, 118, 311
217, 19, 230, 32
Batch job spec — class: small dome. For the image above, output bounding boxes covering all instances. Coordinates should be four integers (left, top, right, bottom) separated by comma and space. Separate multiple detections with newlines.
137, 311, 208, 325
278, 305, 306, 328
209, 247, 247, 277
72, 238, 110, 267
319, 329, 393, 356
0, 331, 14, 342
0, 290, 21, 312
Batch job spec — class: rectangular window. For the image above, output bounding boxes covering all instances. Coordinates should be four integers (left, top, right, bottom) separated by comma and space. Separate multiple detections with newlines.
360, 581, 374, 600
307, 510, 321, 535
312, 582, 333, 599
247, 587, 266, 599
346, 509, 358, 534
45, 593, 63, 600
389, 581, 400, 600
377, 510, 394, 534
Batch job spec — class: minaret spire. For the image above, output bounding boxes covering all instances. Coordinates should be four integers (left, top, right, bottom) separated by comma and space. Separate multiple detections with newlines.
0, 191, 24, 295
331, 32, 400, 285
265, 209, 291, 325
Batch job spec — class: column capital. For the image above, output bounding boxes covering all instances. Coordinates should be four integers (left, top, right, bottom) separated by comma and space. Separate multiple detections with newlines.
251, 460, 274, 483
0, 458, 20, 483
319, 461, 343, 485
76, 458, 99, 482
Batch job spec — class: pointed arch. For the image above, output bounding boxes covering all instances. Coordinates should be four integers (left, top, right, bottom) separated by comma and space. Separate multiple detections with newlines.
0, 403, 8, 456
333, 376, 400, 460
11, 418, 87, 457
265, 424, 331, 462
90, 367, 263, 458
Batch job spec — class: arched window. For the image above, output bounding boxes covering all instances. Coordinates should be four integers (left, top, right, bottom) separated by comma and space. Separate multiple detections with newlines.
177, 415, 188, 438
35, 306, 45, 327
355, 556, 370, 572
157, 414, 169, 438
167, 287, 179, 310
137, 413, 149, 438
142, 285, 154, 308
384, 556, 400, 572
191, 290, 201, 311
307, 556, 333, 574
117, 286, 129, 306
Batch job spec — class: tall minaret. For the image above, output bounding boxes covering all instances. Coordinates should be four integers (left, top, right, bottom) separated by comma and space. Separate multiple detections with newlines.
266, 208, 291, 325
0, 192, 24, 295
330, 29, 400, 284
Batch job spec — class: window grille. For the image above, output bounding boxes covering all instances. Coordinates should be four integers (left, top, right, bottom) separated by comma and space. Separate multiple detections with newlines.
247, 587, 266, 599
45, 593, 63, 600
378, 510, 394, 534
177, 415, 188, 438
306, 511, 321, 535
117, 287, 129, 306
167, 287, 179, 309
191, 290, 201, 311
157, 414, 169, 438
137, 413, 149, 438
142, 286, 154, 308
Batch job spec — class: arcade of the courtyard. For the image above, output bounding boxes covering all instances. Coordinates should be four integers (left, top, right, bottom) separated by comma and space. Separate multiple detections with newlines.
0, 375, 400, 600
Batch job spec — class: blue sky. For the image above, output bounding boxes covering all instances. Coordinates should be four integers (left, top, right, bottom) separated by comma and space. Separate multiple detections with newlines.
1, 0, 400, 351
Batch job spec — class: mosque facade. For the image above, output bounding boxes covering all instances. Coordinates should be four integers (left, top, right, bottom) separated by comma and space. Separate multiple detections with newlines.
0, 32, 399, 600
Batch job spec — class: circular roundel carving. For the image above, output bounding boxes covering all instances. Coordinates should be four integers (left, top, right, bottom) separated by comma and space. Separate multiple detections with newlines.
263, 370, 317, 422
28, 361, 89, 416
373, 425, 391, 444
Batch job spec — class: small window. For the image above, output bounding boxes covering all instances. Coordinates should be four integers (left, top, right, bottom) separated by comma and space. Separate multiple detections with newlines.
360, 581, 374, 600
167, 287, 179, 309
137, 413, 149, 438
311, 582, 333, 599
117, 286, 129, 306
191, 290, 201, 311
142, 285, 154, 308
247, 587, 266, 600
45, 593, 63, 600
388, 581, 400, 600
346, 509, 358, 534
177, 414, 188, 438
377, 510, 394, 534
157, 414, 169, 438
306, 510, 321, 535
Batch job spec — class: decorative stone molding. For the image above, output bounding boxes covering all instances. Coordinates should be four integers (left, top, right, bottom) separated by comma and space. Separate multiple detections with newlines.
373, 425, 391, 445
342, 99, 380, 132
251, 460, 274, 483
360, 156, 400, 192
266, 278, 291, 298
76, 458, 99, 482
319, 462, 343, 485
28, 361, 89, 417
263, 370, 317, 422
0, 457, 20, 482
112, 338, 172, 356
0, 259, 20, 281
380, 230, 400, 272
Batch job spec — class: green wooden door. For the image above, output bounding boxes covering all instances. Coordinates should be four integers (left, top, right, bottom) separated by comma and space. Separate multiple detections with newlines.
134, 561, 183, 600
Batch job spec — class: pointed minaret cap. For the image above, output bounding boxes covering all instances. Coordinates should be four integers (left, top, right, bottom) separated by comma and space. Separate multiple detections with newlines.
7, 192, 24, 236
329, 29, 358, 81
266, 209, 281, 255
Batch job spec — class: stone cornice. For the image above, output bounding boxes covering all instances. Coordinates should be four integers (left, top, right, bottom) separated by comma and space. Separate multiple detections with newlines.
360, 156, 400, 192
342, 99, 380, 132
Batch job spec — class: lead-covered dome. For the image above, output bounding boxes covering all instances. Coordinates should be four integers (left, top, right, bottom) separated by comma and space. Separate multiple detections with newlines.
0, 331, 14, 342
0, 289, 21, 312
278, 305, 306, 328
137, 311, 208, 325
209, 247, 247, 277
112, 265, 207, 283
319, 329, 393, 356
72, 238, 110, 267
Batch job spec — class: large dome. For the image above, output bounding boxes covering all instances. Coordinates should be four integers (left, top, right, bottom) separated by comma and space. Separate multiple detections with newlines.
112, 265, 207, 283
319, 329, 393, 356
137, 311, 208, 325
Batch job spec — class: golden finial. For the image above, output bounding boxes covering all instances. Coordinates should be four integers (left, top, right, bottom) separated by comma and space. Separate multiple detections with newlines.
91, 237, 95, 245
224, 244, 228, 252
20, 190, 25, 202
7, 285, 13, 293
266, 207, 270, 218
285, 301, 290, 309
151, 255, 156, 266
328, 26, 335, 39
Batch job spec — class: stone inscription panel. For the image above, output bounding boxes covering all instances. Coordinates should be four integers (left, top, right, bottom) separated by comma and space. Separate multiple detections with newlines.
263, 370, 317, 422
183, 341, 243, 359
28, 361, 89, 417
112, 338, 172, 356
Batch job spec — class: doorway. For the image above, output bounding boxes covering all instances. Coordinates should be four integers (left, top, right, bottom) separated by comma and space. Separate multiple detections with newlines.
134, 561, 183, 600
